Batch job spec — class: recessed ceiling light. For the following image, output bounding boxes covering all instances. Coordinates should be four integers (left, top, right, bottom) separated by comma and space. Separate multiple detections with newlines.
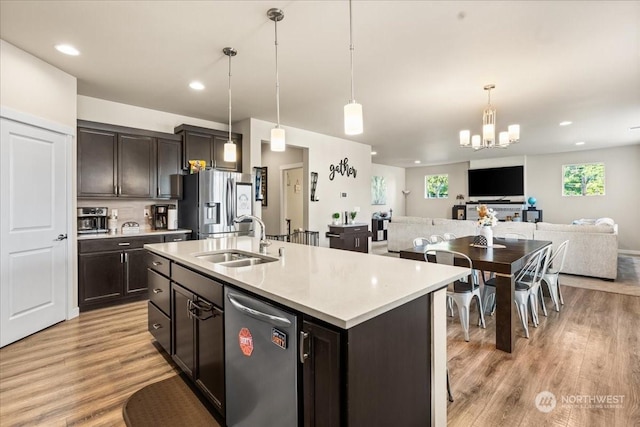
371, 151, 377, 155
575, 141, 585, 146
559, 121, 572, 126
55, 44, 79, 56
630, 126, 640, 131
189, 81, 205, 90
414, 160, 421, 164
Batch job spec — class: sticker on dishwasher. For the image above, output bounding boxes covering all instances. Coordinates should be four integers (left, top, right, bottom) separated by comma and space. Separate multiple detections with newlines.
238, 327, 253, 356
271, 328, 287, 350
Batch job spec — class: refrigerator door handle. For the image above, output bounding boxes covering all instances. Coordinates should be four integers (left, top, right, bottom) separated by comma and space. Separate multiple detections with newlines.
227, 293, 292, 327
226, 177, 233, 226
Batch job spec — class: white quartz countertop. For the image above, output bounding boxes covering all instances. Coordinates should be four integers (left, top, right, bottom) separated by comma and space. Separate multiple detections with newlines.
145, 237, 469, 329
78, 229, 191, 240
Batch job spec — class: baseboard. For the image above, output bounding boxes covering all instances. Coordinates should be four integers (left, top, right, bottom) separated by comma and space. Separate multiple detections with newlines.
67, 306, 80, 320
619, 249, 640, 256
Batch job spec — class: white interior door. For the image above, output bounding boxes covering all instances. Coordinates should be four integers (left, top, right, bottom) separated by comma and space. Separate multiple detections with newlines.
0, 118, 68, 347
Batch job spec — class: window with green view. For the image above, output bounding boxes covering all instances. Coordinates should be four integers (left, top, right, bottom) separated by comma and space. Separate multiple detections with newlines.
425, 174, 448, 199
562, 163, 605, 196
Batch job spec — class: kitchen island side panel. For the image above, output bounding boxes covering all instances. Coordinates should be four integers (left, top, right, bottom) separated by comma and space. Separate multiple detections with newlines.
347, 294, 431, 426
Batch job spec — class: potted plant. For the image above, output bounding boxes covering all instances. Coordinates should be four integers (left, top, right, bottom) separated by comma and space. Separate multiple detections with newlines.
332, 212, 341, 225
349, 211, 357, 224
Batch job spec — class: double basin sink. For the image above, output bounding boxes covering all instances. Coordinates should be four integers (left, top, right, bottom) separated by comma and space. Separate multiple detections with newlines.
194, 249, 278, 268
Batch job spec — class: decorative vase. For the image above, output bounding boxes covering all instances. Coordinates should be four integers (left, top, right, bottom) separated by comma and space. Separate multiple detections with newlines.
348, 219, 354, 224
479, 226, 494, 247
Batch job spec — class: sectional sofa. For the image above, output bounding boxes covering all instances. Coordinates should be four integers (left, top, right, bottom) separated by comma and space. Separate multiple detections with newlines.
387, 216, 619, 280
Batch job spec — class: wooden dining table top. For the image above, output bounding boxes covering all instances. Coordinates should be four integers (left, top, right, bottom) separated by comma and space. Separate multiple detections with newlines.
400, 236, 552, 275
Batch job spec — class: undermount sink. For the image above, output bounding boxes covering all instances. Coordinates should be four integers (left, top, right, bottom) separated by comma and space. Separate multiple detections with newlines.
193, 250, 278, 268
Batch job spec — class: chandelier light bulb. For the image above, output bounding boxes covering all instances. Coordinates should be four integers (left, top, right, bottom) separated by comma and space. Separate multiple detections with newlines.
459, 130, 470, 146
508, 124, 520, 142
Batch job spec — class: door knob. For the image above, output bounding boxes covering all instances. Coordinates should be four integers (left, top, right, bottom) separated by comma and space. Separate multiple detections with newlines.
55, 234, 68, 241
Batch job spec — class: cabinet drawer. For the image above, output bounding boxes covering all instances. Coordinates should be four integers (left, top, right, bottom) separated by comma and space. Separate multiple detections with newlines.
163, 233, 188, 243
79, 235, 164, 253
148, 269, 170, 316
146, 251, 170, 277
172, 263, 223, 307
148, 301, 170, 353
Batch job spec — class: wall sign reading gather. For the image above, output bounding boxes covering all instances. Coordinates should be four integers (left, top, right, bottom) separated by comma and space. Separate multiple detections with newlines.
329, 157, 357, 180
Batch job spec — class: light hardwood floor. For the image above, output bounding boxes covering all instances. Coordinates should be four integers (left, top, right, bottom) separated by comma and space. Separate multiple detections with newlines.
1, 287, 638, 426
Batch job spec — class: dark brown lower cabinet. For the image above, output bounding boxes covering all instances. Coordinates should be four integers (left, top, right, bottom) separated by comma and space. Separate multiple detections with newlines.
327, 224, 371, 253
303, 320, 342, 427
171, 280, 225, 414
78, 235, 163, 311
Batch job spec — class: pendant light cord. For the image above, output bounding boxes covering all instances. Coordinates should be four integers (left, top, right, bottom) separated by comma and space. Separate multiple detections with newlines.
349, 0, 355, 103
274, 17, 281, 128
228, 52, 232, 141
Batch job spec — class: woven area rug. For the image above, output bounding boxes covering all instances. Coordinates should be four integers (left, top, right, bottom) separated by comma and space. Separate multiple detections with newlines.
123, 375, 220, 427
559, 254, 640, 297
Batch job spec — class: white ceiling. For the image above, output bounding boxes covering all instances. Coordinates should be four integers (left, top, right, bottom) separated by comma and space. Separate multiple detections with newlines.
1, 1, 639, 167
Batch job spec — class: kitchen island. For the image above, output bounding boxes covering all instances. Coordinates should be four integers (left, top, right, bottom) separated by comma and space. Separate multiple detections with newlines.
145, 236, 469, 426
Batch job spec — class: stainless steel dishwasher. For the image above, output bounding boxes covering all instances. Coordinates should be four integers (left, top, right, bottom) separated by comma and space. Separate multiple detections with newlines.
224, 287, 298, 427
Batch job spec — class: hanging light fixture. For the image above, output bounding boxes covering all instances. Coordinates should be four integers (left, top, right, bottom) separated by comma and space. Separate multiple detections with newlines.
344, 0, 363, 135
268, 8, 285, 152
460, 84, 520, 150
223, 47, 237, 162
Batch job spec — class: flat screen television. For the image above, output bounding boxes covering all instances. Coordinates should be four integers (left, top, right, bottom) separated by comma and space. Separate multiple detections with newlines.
468, 165, 524, 198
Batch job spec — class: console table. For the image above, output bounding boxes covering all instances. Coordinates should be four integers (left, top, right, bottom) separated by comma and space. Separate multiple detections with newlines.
466, 202, 526, 221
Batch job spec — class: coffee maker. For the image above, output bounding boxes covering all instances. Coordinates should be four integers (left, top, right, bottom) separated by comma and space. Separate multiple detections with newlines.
151, 204, 170, 230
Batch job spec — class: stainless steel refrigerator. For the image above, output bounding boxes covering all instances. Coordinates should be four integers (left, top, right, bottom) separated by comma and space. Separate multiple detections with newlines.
178, 169, 254, 240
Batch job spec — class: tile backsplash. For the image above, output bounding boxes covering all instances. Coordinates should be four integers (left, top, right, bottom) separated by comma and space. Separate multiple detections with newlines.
77, 199, 177, 231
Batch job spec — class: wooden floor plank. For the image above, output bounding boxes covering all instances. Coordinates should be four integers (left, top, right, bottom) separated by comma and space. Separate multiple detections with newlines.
1, 285, 638, 427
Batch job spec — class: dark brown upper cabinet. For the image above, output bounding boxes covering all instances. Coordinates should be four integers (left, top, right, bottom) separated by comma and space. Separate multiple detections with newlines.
174, 124, 242, 172
77, 127, 118, 197
77, 121, 182, 199
156, 137, 182, 199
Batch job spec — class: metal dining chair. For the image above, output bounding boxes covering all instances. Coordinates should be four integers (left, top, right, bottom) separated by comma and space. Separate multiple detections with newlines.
413, 237, 431, 247
426, 249, 485, 342
482, 245, 551, 338
541, 240, 569, 312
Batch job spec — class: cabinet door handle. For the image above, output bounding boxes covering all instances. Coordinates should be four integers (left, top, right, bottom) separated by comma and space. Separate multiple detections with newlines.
124, 252, 128, 262
118, 242, 131, 246
299, 331, 309, 363
120, 253, 124, 263
152, 261, 162, 266
157, 187, 160, 196
114, 185, 117, 195
152, 323, 163, 330
172, 238, 183, 242
153, 288, 163, 294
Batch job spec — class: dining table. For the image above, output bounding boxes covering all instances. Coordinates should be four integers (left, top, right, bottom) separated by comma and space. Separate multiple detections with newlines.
399, 235, 552, 353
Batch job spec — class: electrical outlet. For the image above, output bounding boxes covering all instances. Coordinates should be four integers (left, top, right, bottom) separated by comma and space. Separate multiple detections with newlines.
144, 208, 150, 217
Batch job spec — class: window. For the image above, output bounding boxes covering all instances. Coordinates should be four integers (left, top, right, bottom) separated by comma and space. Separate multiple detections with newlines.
425, 174, 448, 199
562, 163, 605, 196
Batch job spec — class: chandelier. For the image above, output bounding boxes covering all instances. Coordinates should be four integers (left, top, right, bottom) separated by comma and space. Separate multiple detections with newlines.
460, 84, 520, 150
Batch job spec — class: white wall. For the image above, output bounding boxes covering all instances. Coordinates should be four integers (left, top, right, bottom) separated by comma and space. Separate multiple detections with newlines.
371, 163, 406, 217
527, 145, 639, 252
405, 162, 470, 219
246, 119, 372, 247
260, 144, 304, 234
77, 95, 227, 134
0, 39, 79, 317
404, 146, 640, 252
1, 40, 77, 129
